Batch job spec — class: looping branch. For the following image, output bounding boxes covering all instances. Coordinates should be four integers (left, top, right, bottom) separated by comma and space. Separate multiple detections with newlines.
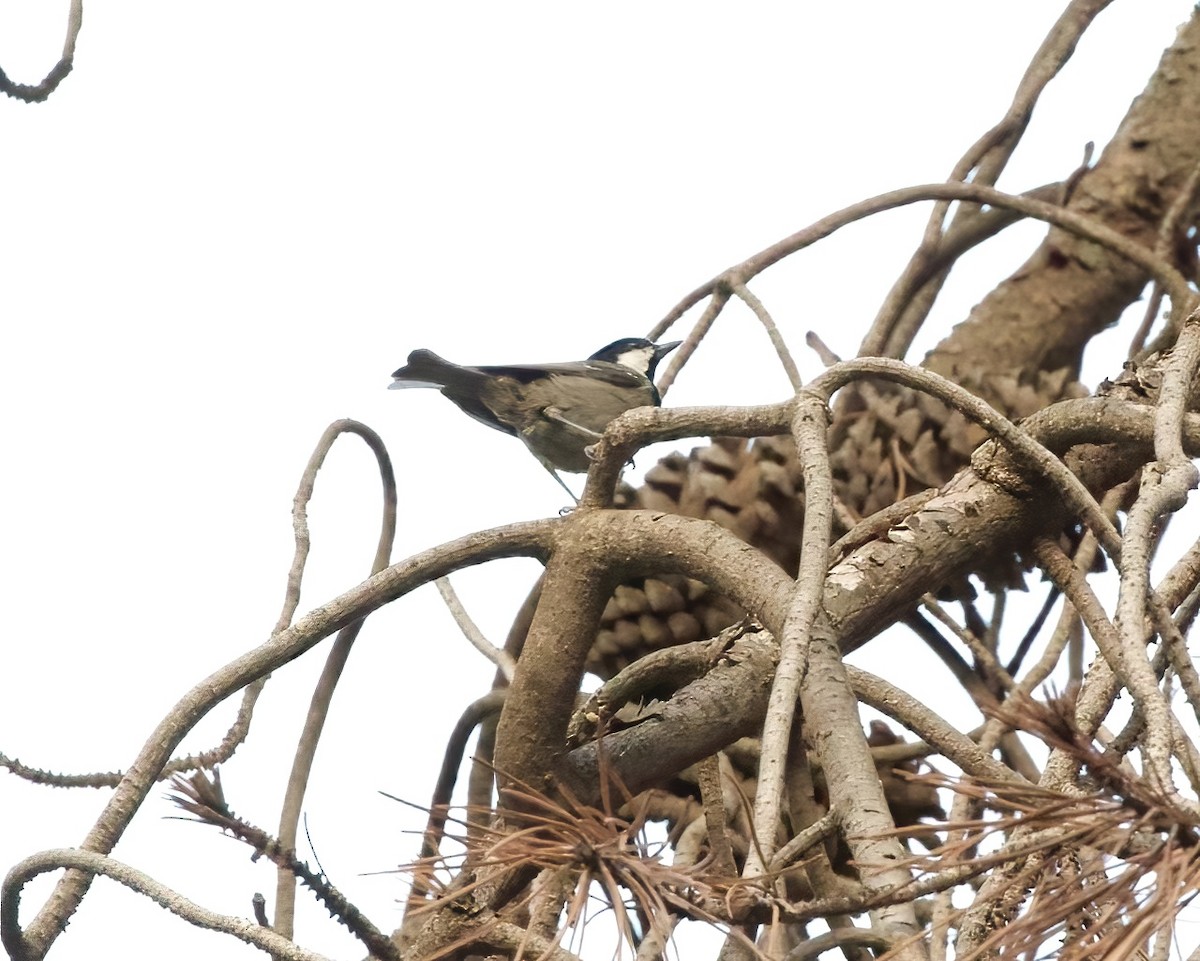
0, 0, 81, 102
273, 420, 399, 940
2, 849, 330, 961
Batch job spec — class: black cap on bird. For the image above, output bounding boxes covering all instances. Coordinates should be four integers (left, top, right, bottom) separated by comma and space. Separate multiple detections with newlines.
388, 337, 681, 497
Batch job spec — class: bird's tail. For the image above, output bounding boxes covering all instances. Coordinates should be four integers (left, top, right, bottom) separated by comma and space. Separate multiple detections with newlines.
389, 349, 488, 391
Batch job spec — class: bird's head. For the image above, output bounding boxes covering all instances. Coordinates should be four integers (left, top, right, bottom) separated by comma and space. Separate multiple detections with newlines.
589, 338, 682, 378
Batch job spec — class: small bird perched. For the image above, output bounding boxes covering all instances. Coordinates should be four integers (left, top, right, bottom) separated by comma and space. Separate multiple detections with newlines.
388, 337, 681, 497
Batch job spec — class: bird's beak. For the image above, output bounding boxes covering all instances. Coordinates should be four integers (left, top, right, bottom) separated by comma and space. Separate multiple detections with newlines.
655, 340, 683, 361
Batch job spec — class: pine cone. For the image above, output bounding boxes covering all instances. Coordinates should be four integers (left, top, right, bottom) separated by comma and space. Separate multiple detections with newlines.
590, 437, 803, 678
589, 366, 1086, 677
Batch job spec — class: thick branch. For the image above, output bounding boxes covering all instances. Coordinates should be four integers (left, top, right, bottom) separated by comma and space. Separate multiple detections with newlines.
562, 396, 1200, 796
494, 511, 794, 790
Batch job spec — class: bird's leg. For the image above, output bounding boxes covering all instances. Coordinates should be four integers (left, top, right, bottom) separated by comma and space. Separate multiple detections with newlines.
544, 463, 580, 506
512, 426, 581, 505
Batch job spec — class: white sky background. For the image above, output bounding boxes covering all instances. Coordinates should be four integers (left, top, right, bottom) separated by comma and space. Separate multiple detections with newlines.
0, 3, 1196, 959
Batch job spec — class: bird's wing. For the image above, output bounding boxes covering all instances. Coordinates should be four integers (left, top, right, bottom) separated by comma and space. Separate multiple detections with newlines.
475, 360, 651, 389
534, 369, 660, 433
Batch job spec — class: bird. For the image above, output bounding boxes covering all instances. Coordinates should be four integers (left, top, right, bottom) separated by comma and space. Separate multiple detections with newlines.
388, 337, 682, 497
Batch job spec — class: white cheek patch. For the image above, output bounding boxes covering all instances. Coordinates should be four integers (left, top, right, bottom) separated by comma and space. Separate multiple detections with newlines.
615, 345, 655, 373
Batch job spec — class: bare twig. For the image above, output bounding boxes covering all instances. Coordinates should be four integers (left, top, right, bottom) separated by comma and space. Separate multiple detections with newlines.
649, 181, 1193, 361
696, 754, 738, 877
407, 690, 507, 909
920, 594, 1014, 693
654, 284, 731, 397
168, 771, 399, 961
1129, 161, 1200, 357
743, 389, 835, 876
2, 849, 331, 961
732, 282, 803, 392
809, 357, 1122, 560
0, 678, 261, 787
865, 0, 1116, 358
436, 577, 517, 681
847, 667, 1023, 784
274, 420, 399, 939
1112, 310, 1200, 794
0, 0, 82, 102
770, 810, 838, 873
784, 923, 909, 961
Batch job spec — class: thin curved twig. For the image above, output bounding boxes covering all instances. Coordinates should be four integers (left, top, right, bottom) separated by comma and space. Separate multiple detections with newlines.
864, 0, 1116, 358
0, 0, 82, 102
0, 678, 261, 787
2, 849, 331, 961
1034, 537, 1200, 808
654, 283, 730, 397
647, 181, 1193, 354
847, 667, 1023, 785
0, 422, 399, 797
274, 420, 398, 940
920, 594, 1015, 694
1111, 309, 1200, 793
808, 357, 1122, 561
1129, 161, 1200, 357
743, 389, 834, 876
409, 690, 507, 905
436, 577, 517, 681
784, 923, 910, 961
732, 281, 803, 392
